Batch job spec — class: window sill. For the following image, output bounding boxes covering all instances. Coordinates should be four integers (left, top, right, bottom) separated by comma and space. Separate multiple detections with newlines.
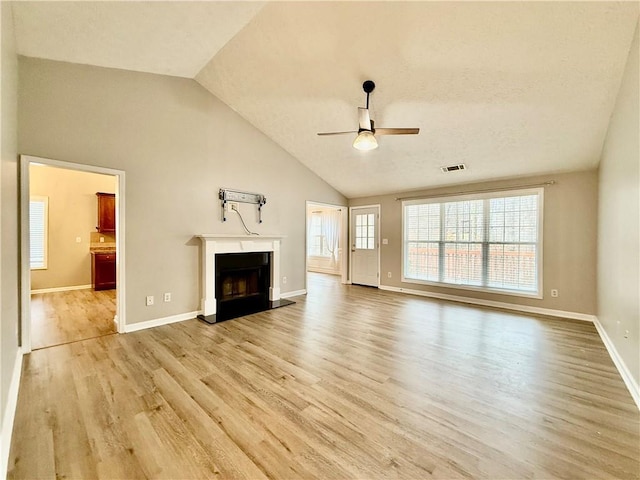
401, 276, 542, 300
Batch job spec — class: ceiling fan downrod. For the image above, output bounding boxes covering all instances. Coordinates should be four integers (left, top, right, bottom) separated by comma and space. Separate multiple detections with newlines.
363, 80, 375, 109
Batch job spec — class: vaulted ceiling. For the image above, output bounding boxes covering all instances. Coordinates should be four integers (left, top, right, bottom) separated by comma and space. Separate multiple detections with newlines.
11, 1, 639, 198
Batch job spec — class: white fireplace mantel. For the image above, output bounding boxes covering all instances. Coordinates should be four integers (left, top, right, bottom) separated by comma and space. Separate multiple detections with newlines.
196, 234, 285, 322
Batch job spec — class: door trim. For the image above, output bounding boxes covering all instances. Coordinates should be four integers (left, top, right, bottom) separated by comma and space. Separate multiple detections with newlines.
348, 204, 380, 287
19, 155, 126, 353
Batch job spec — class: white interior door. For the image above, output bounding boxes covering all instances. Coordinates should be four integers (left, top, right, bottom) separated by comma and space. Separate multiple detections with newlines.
351, 206, 379, 287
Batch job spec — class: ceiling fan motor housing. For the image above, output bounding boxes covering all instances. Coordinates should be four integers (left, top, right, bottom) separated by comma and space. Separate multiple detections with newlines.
359, 120, 374, 134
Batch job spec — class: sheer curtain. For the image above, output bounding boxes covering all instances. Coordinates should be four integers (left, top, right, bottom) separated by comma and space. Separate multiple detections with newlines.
324, 209, 341, 266
307, 207, 342, 274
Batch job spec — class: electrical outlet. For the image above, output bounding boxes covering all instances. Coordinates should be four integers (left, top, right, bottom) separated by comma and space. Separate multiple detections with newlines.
146, 295, 154, 306
551, 289, 559, 298
624, 330, 629, 338
387, 272, 392, 278
75, 237, 82, 243
164, 292, 171, 302
225, 201, 239, 212
282, 276, 287, 284
99, 237, 105, 243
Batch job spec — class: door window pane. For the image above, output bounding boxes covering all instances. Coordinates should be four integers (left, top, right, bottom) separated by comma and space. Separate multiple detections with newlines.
355, 213, 375, 250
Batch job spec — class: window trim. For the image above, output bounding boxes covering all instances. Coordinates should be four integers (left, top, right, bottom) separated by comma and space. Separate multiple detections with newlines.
29, 195, 49, 270
308, 212, 332, 258
401, 187, 544, 299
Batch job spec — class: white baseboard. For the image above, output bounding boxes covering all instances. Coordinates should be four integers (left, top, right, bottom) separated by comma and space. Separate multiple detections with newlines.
307, 267, 341, 275
125, 296, 311, 333
124, 311, 201, 333
593, 318, 640, 410
281, 289, 306, 298
31, 284, 92, 294
1, 348, 24, 479
378, 285, 597, 322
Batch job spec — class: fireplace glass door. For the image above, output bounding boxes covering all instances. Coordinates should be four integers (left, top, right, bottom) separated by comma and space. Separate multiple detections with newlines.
215, 252, 270, 321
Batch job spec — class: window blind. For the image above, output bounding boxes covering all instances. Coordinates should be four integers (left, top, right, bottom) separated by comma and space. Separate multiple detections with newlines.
402, 188, 542, 296
30, 196, 48, 270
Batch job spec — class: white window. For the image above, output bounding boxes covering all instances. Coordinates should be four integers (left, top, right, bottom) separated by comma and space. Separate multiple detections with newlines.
30, 196, 49, 270
308, 213, 331, 257
403, 188, 543, 297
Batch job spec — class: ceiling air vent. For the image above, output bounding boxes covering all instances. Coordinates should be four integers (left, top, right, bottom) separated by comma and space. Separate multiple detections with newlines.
440, 164, 466, 173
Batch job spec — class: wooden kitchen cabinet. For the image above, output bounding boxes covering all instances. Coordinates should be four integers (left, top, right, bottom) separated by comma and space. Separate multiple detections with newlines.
96, 192, 115, 233
92, 252, 116, 290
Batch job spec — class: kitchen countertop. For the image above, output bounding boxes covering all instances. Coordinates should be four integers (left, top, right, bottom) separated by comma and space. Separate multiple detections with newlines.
90, 244, 116, 254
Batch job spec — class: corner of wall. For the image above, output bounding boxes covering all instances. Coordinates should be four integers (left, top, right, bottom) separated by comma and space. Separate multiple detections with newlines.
0, 348, 23, 479
1, 0, 22, 458
593, 318, 640, 409
596, 18, 640, 400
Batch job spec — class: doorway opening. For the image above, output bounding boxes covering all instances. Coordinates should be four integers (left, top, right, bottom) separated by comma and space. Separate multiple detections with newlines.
20, 155, 125, 352
305, 202, 348, 292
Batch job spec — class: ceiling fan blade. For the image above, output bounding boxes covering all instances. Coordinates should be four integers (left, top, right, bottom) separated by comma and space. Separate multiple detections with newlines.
374, 128, 420, 135
358, 107, 372, 131
317, 131, 358, 136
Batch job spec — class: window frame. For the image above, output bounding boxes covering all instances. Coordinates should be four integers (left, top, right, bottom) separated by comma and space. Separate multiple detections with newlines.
308, 212, 332, 258
401, 187, 544, 299
29, 195, 49, 270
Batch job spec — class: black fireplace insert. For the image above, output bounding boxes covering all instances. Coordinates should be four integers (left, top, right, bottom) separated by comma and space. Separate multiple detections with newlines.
215, 252, 270, 322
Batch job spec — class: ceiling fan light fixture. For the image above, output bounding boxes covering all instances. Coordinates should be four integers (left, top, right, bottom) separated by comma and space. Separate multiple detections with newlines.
318, 80, 418, 149
353, 131, 378, 151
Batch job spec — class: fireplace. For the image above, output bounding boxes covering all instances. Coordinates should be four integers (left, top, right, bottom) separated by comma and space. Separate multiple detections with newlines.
216, 252, 270, 321
196, 234, 294, 324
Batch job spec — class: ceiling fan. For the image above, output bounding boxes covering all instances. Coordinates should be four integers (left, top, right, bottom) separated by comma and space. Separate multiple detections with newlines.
317, 80, 420, 151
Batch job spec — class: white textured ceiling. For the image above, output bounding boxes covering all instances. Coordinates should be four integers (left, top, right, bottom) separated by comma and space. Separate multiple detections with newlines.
12, 1, 265, 77
12, 2, 639, 198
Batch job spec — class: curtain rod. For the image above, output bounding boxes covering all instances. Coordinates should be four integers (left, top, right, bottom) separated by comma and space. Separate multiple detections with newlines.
394, 180, 556, 201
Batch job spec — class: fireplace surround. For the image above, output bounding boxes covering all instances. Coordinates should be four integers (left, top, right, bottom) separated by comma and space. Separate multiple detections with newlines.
196, 234, 292, 324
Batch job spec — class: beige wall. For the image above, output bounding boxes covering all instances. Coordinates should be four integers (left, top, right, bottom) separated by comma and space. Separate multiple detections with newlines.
350, 170, 598, 315
30, 164, 116, 290
597, 20, 639, 386
1, 1, 20, 432
18, 57, 346, 325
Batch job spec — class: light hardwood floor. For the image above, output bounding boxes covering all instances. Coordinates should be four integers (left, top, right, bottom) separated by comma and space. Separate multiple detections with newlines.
30, 288, 117, 350
9, 274, 639, 479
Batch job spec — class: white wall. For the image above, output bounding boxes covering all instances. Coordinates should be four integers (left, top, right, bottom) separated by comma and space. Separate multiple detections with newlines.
597, 20, 639, 388
18, 57, 346, 326
1, 0, 20, 434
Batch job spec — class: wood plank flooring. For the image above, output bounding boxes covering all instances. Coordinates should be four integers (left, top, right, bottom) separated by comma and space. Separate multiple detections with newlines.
9, 273, 639, 479
30, 288, 117, 350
